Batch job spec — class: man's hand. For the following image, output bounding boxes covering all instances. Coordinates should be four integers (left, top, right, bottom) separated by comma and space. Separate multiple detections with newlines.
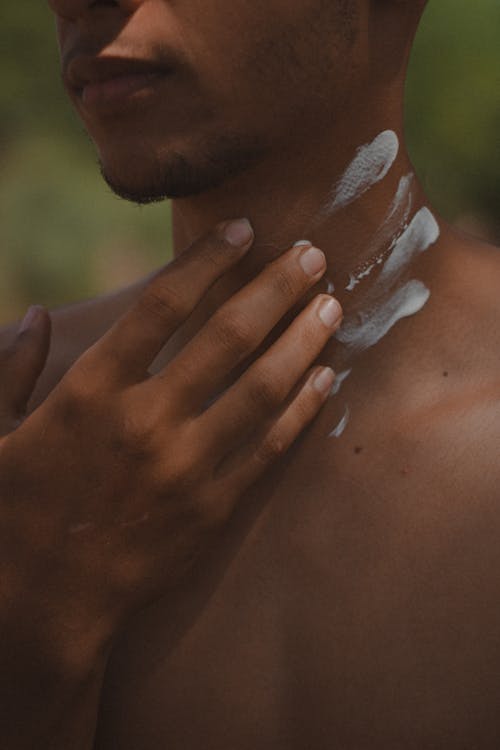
0, 219, 342, 747
1, 218, 342, 637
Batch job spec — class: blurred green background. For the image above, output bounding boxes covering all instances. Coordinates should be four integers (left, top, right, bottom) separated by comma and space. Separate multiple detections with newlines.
1, 1, 499, 323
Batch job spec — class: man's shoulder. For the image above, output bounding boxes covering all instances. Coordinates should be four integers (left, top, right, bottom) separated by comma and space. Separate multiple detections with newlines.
414, 230, 500, 485
435, 230, 500, 358
392, 230, 500, 475
446, 231, 500, 315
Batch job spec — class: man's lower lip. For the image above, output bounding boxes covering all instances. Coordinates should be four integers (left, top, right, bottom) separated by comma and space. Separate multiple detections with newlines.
81, 72, 168, 108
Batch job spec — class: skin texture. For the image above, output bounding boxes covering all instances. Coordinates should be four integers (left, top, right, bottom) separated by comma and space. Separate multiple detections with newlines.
3, 0, 500, 746
0, 226, 341, 749
55, 0, 358, 202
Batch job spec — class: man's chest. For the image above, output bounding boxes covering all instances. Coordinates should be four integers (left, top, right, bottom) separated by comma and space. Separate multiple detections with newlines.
95, 424, 500, 750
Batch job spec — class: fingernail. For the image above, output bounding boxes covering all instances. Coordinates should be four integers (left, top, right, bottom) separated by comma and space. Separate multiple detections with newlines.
318, 297, 342, 328
300, 246, 326, 277
312, 367, 335, 395
293, 240, 312, 248
223, 218, 254, 247
19, 305, 41, 333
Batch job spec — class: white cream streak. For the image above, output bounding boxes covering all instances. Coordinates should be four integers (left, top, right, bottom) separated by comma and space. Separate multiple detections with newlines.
330, 368, 352, 396
377, 207, 439, 287
368, 173, 414, 262
336, 280, 430, 352
318, 130, 399, 218
345, 173, 414, 292
326, 278, 335, 294
328, 405, 351, 438
346, 263, 378, 292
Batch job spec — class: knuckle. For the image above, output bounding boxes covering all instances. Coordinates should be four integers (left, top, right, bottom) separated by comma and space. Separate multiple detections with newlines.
161, 432, 204, 491
210, 309, 253, 357
139, 282, 189, 325
294, 390, 318, 422
255, 433, 286, 466
114, 411, 157, 459
53, 378, 91, 425
202, 236, 234, 269
296, 314, 328, 351
58, 369, 93, 408
249, 368, 286, 409
270, 265, 300, 303
53, 355, 105, 422
182, 229, 230, 273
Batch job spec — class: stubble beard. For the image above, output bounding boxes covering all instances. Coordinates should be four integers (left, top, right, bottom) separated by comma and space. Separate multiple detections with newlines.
97, 0, 355, 206
99, 130, 271, 205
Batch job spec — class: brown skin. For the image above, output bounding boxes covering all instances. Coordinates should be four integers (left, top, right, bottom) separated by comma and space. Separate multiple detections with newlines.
3, 0, 500, 746
0, 226, 342, 749
90, 233, 500, 750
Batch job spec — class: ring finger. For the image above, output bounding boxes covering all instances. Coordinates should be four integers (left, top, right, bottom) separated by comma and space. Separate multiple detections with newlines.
199, 293, 342, 450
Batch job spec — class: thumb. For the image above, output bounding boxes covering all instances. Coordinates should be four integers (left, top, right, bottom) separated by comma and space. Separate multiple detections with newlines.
1, 306, 52, 420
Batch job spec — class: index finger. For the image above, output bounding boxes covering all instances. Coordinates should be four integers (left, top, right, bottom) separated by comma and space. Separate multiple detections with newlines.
93, 219, 254, 382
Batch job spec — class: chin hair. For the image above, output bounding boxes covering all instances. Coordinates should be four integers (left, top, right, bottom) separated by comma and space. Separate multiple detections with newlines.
99, 132, 269, 205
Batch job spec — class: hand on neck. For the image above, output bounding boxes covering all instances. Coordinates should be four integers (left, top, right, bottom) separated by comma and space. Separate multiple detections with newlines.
171, 120, 428, 320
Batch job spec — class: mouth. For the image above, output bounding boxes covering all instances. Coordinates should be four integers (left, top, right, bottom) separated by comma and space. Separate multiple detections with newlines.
65, 55, 174, 110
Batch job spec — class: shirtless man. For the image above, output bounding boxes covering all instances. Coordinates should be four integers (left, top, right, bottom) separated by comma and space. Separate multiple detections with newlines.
4, 0, 500, 747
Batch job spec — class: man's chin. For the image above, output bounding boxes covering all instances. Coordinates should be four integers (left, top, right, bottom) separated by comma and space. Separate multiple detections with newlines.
100, 166, 173, 205
99, 155, 220, 204
97, 133, 270, 204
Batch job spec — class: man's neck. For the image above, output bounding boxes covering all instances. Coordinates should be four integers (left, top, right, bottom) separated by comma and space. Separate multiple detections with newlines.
171, 119, 429, 308
168, 117, 442, 381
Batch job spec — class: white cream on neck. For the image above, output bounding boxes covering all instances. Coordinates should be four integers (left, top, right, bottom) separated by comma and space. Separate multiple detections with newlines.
336, 208, 440, 354
316, 130, 399, 221
376, 207, 439, 288
330, 368, 352, 396
345, 173, 415, 291
328, 405, 350, 439
311, 129, 441, 438
336, 279, 431, 353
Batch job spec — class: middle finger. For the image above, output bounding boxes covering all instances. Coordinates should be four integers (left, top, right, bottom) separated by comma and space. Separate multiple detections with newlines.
156, 242, 328, 412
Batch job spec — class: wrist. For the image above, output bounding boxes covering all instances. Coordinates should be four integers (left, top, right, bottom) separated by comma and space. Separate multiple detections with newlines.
0, 581, 116, 684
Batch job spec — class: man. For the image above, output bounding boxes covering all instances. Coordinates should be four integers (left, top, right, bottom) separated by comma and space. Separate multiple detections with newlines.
5, 0, 500, 747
